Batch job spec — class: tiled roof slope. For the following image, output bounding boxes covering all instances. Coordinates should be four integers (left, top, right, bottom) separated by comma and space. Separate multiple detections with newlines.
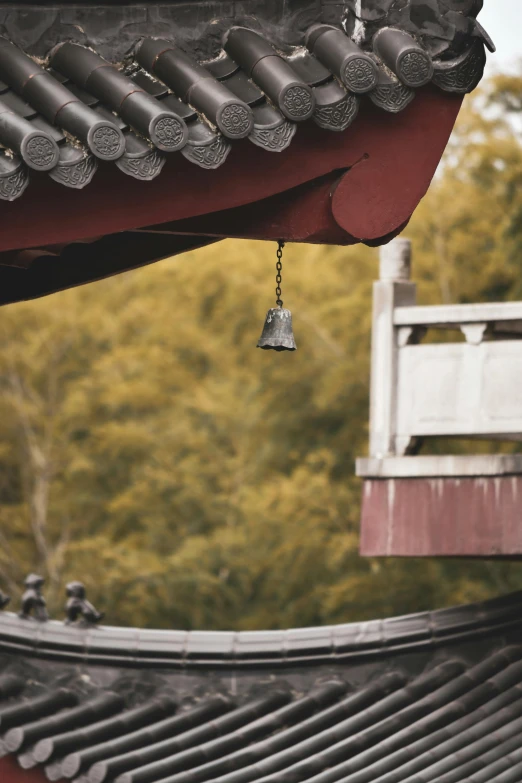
0, 0, 493, 201
0, 592, 522, 783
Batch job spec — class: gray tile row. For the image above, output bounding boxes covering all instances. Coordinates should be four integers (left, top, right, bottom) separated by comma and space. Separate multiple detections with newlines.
0, 590, 521, 668
0, 15, 489, 200
1, 640, 522, 783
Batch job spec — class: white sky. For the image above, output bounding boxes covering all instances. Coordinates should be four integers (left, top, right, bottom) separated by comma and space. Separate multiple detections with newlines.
481, 0, 522, 75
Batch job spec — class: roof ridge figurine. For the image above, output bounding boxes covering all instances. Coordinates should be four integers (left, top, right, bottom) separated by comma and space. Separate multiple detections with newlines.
65, 581, 104, 626
0, 588, 10, 609
18, 573, 48, 622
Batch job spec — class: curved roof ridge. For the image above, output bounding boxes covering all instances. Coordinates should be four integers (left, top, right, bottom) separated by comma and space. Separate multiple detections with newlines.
0, 591, 521, 669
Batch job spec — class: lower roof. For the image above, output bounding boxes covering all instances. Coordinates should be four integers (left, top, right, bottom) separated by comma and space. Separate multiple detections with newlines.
0, 589, 521, 669
1, 592, 522, 783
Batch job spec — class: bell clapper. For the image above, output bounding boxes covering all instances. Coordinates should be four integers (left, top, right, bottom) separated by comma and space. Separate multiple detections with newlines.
257, 240, 297, 352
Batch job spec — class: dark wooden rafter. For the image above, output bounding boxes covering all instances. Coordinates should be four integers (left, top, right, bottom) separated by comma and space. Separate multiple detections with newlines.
0, 234, 218, 307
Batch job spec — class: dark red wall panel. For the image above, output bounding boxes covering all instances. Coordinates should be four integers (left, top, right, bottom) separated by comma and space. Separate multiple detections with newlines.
360, 476, 522, 558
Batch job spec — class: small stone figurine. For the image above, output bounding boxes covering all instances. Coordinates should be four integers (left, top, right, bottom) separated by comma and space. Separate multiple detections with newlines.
19, 574, 49, 621
0, 589, 10, 609
65, 582, 103, 625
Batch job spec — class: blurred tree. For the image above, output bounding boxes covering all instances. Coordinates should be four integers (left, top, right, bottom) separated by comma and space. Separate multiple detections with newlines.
408, 70, 522, 305
1, 70, 522, 628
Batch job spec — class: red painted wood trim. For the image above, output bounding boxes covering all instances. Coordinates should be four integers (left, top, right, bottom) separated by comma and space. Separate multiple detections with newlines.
360, 476, 522, 558
331, 93, 460, 240
0, 88, 462, 253
137, 171, 359, 244
0, 757, 52, 783
137, 174, 411, 246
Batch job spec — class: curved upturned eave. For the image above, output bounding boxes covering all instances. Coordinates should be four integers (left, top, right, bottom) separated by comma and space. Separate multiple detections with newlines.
0, 591, 521, 670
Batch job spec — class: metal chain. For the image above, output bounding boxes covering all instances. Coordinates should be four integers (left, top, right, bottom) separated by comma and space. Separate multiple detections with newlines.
275, 240, 285, 307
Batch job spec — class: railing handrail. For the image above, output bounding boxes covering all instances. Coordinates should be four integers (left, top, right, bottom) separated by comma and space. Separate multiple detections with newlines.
394, 301, 522, 328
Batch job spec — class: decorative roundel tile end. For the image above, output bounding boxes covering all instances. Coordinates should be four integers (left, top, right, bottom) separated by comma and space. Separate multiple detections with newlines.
281, 84, 315, 122
217, 102, 254, 139
88, 124, 125, 161
0, 163, 29, 202
398, 50, 434, 87
150, 114, 188, 152
21, 133, 59, 172
342, 56, 378, 93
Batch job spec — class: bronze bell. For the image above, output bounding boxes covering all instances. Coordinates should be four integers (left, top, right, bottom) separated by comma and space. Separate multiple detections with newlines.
257, 241, 297, 351
257, 306, 297, 352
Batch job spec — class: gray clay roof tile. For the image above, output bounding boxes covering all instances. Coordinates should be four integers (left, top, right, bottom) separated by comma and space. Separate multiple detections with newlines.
0, 591, 522, 783
0, 0, 492, 199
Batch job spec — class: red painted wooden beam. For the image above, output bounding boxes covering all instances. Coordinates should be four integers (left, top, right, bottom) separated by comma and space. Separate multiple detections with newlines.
360, 476, 522, 558
135, 172, 412, 247
135, 171, 359, 245
0, 88, 462, 253
0, 757, 51, 783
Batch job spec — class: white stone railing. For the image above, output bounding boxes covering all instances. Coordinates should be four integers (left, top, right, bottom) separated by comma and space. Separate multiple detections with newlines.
357, 238, 522, 479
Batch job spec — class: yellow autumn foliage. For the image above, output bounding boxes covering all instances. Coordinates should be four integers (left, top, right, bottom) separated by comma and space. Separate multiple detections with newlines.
0, 71, 522, 628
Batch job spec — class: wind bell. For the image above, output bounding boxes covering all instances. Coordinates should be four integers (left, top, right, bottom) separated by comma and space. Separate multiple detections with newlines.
257, 241, 297, 352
